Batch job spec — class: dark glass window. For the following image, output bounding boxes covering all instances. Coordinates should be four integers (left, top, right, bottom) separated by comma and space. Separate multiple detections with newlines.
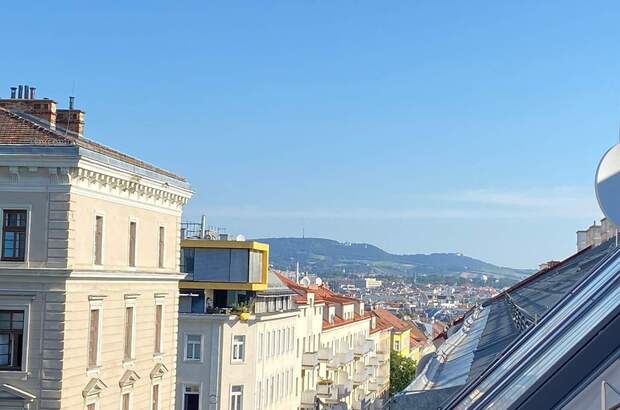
1, 210, 27, 262
0, 310, 24, 370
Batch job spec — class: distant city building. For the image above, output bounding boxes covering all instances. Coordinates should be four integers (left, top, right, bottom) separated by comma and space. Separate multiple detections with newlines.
577, 217, 617, 251
359, 278, 383, 289
0, 85, 192, 410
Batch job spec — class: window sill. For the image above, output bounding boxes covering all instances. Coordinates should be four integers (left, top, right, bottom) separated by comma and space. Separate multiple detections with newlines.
0, 369, 28, 380
183, 358, 203, 363
230, 360, 245, 365
86, 366, 101, 377
122, 360, 135, 369
153, 353, 164, 362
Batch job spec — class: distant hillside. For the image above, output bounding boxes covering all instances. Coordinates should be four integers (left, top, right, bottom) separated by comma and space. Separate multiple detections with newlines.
257, 237, 532, 281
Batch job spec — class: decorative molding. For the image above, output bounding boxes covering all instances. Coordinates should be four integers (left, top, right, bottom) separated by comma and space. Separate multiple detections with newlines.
71, 167, 189, 211
119, 370, 141, 388
150, 363, 168, 381
82, 378, 107, 399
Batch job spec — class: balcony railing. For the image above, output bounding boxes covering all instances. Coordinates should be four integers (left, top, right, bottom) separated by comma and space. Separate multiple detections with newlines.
353, 370, 369, 385
336, 381, 353, 399
354, 340, 374, 356
318, 346, 334, 362
368, 381, 378, 391
337, 350, 354, 365
301, 390, 317, 405
376, 352, 388, 363
302, 351, 319, 368
375, 375, 387, 386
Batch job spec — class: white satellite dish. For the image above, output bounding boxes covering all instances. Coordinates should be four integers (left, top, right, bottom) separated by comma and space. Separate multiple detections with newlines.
300, 276, 311, 287
315, 277, 323, 286
235, 234, 246, 242
595, 143, 620, 226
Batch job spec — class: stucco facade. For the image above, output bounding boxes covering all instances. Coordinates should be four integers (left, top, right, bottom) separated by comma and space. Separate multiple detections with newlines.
0, 103, 192, 410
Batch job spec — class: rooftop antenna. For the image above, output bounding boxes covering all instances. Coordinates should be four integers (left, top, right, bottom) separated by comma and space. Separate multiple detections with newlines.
296, 261, 300, 283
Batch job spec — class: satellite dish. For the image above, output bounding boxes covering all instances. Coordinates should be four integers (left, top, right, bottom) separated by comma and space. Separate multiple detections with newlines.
596, 143, 620, 225
235, 234, 246, 241
315, 277, 323, 286
300, 276, 311, 287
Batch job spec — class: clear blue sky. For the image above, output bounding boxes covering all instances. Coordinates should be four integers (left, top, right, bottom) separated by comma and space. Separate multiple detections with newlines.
3, 1, 619, 268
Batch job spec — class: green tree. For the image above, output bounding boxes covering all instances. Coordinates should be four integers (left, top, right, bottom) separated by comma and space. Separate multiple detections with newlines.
389, 352, 417, 395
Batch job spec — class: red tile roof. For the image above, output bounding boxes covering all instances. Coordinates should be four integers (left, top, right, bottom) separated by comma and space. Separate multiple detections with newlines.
371, 308, 414, 333
0, 107, 185, 181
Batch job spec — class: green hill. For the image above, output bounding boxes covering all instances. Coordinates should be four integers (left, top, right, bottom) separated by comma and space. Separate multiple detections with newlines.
257, 237, 531, 281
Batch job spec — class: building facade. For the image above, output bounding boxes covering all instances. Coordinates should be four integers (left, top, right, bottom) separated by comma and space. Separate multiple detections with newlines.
0, 87, 192, 410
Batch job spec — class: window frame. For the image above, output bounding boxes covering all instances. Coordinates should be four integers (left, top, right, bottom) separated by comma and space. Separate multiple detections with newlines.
158, 226, 166, 269
184, 333, 203, 362
181, 383, 201, 410
0, 305, 29, 372
123, 296, 137, 363
231, 335, 246, 363
154, 296, 165, 356
120, 391, 132, 410
230, 385, 243, 410
1, 209, 28, 262
93, 212, 105, 266
150, 383, 160, 410
87, 299, 103, 372
0, 206, 31, 264
128, 218, 138, 268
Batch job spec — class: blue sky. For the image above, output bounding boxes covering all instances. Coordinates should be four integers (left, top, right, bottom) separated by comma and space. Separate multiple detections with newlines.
2, 1, 619, 268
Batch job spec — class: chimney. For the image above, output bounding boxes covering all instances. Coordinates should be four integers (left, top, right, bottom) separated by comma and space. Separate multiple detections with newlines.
0, 85, 57, 126
56, 96, 85, 136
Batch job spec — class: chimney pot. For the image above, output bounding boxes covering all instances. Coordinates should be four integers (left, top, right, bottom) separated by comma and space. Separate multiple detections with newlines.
17, 85, 23, 99
24, 85, 30, 100
10, 87, 16, 99
29, 87, 36, 99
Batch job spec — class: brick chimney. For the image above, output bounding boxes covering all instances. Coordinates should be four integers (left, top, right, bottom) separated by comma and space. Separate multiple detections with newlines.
0, 84, 57, 126
56, 96, 85, 136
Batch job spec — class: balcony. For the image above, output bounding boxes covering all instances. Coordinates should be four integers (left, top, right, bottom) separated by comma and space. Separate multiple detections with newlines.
302, 351, 318, 368
368, 381, 378, 391
301, 390, 317, 405
327, 355, 341, 369
375, 375, 387, 386
337, 350, 354, 365
376, 352, 388, 363
354, 340, 374, 357
316, 382, 338, 402
336, 381, 353, 399
368, 356, 379, 367
318, 346, 334, 362
352, 370, 369, 385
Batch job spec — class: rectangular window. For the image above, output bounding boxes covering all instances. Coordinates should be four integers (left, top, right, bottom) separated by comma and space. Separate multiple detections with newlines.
230, 385, 243, 410
124, 306, 134, 360
94, 215, 103, 265
88, 308, 100, 368
183, 384, 200, 410
276, 330, 281, 356
151, 384, 159, 410
185, 334, 202, 361
257, 381, 262, 410
154, 304, 163, 354
258, 332, 263, 360
158, 226, 165, 268
1, 210, 27, 261
121, 392, 130, 410
232, 335, 245, 362
87, 404, 96, 410
0, 310, 24, 370
129, 221, 137, 267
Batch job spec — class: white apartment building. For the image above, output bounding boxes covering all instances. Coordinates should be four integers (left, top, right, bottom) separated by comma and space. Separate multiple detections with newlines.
176, 240, 303, 410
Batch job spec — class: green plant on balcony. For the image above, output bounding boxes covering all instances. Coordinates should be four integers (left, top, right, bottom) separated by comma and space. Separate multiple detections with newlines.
317, 378, 333, 386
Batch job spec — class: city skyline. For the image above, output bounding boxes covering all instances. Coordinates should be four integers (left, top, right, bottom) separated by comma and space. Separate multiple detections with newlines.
3, 1, 620, 267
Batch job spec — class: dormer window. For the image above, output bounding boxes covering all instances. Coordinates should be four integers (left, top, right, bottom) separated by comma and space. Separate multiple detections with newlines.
1, 210, 27, 262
